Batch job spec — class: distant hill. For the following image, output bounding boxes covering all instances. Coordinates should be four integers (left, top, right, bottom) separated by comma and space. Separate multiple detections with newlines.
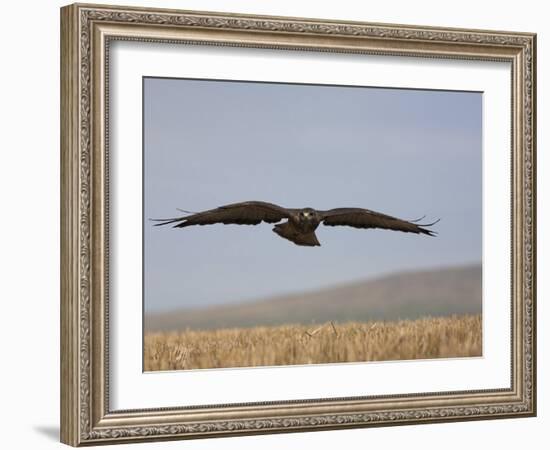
145, 264, 482, 332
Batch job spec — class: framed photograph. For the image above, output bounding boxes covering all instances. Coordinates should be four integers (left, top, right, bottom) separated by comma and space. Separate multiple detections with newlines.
60, 3, 536, 446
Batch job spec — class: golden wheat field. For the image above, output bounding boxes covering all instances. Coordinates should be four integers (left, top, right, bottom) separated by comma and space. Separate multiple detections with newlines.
144, 314, 481, 371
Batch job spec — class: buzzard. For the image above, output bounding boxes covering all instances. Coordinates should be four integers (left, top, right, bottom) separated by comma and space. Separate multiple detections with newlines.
152, 201, 439, 247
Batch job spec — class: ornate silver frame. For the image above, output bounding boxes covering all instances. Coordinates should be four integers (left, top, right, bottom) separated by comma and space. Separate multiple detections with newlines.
60, 3, 536, 446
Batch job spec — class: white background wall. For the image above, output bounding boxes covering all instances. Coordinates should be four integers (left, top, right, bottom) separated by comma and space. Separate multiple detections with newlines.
0, 0, 546, 449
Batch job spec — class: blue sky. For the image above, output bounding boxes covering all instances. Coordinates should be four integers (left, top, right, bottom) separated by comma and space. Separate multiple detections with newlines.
144, 77, 482, 313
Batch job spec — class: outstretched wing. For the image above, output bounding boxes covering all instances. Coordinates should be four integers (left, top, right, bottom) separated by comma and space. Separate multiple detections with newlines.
320, 208, 439, 236
152, 201, 293, 228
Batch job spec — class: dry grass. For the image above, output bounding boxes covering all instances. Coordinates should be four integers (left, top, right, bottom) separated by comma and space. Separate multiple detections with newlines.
144, 314, 482, 371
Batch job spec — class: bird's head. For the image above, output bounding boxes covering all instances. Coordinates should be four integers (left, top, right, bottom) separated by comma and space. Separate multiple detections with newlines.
299, 208, 318, 223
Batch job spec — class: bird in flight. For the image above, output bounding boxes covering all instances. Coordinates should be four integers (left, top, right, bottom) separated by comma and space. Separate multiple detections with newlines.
152, 201, 439, 247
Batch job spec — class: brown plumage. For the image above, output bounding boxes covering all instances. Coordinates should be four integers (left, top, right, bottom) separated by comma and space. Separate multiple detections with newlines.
152, 201, 439, 247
